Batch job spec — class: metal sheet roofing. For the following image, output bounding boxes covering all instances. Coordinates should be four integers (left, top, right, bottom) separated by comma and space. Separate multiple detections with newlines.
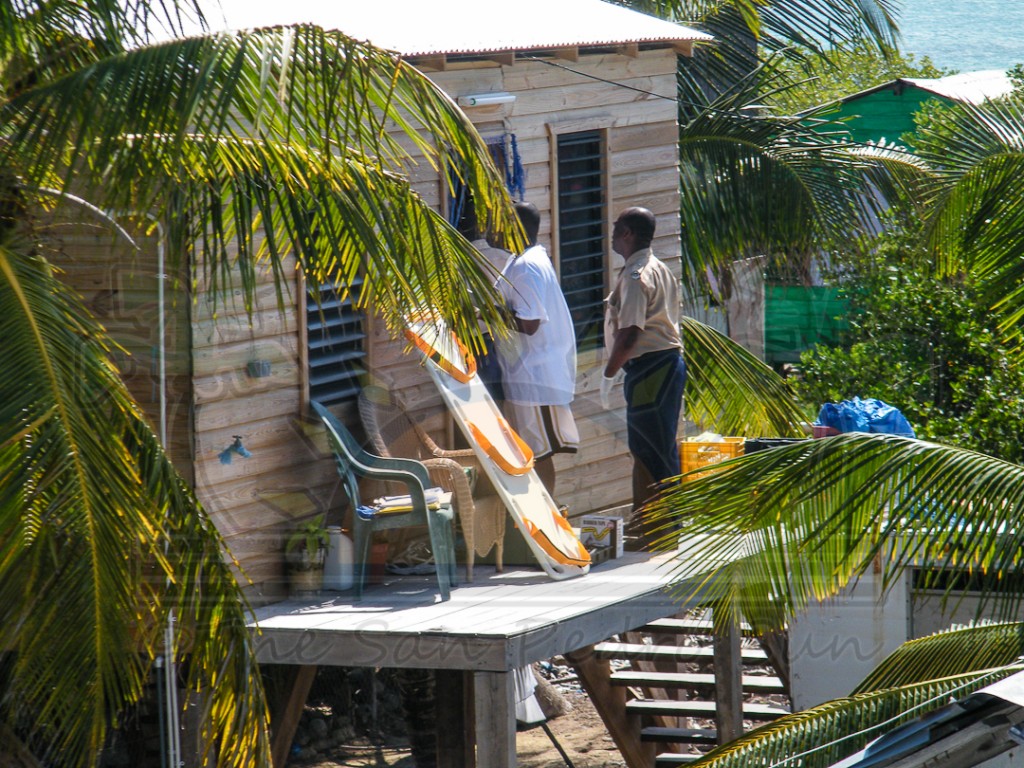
192, 0, 712, 56
903, 69, 1014, 105
831, 69, 1015, 109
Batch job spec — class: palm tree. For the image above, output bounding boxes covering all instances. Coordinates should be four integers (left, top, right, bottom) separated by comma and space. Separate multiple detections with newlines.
0, 2, 519, 766
649, 95, 1024, 768
0, 0, 936, 765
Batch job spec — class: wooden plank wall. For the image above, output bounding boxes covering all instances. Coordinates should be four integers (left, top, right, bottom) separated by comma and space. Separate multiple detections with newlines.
44, 213, 193, 477
370, 49, 685, 517
49, 203, 334, 602
190, 259, 344, 603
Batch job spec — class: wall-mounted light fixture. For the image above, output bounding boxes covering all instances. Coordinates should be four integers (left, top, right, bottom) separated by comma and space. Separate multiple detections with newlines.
457, 92, 516, 107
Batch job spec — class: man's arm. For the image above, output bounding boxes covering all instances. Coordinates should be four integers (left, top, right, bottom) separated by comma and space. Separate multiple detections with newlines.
513, 316, 541, 336
604, 326, 641, 377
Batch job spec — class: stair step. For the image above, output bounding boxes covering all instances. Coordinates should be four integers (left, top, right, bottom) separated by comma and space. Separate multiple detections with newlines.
626, 698, 790, 721
595, 642, 768, 664
655, 753, 704, 766
611, 670, 785, 693
641, 618, 754, 636
641, 727, 717, 745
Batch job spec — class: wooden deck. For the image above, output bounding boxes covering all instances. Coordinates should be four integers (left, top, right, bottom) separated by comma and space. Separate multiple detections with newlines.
250, 549, 699, 768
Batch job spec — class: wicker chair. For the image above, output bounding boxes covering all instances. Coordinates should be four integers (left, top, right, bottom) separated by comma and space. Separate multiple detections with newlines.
358, 386, 504, 581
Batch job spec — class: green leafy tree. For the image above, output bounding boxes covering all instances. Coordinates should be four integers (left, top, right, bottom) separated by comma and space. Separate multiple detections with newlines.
767, 43, 951, 115
795, 230, 1024, 463
1008, 63, 1024, 97
649, 94, 1024, 768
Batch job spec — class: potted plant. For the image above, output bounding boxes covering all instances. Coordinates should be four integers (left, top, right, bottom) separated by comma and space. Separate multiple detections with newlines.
285, 514, 329, 594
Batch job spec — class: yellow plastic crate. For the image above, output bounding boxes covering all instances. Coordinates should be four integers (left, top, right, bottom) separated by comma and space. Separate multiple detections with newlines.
680, 436, 745, 480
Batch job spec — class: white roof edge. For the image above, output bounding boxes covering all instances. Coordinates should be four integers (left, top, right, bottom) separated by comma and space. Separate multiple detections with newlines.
903, 69, 1014, 105
188, 0, 712, 57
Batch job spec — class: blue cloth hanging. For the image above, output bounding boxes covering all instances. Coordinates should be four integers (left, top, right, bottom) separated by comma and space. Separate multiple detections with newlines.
507, 133, 526, 201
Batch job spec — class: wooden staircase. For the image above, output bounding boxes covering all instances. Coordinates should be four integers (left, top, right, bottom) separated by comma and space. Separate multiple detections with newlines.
565, 613, 790, 768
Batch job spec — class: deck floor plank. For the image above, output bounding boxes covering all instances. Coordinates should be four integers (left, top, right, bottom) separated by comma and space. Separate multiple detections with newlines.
250, 550, 692, 671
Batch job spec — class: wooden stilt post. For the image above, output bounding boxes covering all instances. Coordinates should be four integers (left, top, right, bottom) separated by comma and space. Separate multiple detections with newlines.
437, 669, 472, 768
473, 670, 516, 768
713, 609, 743, 744
270, 665, 318, 768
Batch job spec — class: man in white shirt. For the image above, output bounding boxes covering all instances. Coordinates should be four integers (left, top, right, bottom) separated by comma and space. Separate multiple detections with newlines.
496, 201, 579, 496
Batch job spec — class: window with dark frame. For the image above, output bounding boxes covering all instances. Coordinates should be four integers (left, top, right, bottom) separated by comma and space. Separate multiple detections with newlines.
557, 130, 606, 352
306, 279, 366, 408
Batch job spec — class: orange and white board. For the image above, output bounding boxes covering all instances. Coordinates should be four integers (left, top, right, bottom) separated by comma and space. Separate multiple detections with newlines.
405, 314, 590, 580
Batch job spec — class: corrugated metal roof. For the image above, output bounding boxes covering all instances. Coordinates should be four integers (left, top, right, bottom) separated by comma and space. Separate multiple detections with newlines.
830, 69, 1014, 109
194, 0, 712, 56
903, 69, 1013, 105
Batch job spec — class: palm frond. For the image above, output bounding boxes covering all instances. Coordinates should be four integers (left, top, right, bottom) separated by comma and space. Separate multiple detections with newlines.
691, 666, 1020, 768
756, 0, 899, 60
641, 0, 899, 107
677, 65, 911, 295
682, 315, 806, 436
0, 0, 202, 66
650, 433, 1024, 632
915, 98, 1024, 344
1, 26, 520, 341
0, 233, 268, 766
853, 622, 1024, 694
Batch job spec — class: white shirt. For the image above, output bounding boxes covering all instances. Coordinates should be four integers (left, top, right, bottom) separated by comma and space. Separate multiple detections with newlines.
471, 237, 511, 275
496, 244, 577, 405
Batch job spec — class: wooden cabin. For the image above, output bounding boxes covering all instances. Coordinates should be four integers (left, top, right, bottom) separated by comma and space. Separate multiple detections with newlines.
53, 0, 713, 604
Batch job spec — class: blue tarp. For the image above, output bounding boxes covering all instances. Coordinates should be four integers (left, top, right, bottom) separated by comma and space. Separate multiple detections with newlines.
816, 397, 915, 438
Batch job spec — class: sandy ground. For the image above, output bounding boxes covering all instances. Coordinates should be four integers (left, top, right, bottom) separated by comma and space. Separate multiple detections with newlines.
307, 688, 624, 767
515, 690, 627, 768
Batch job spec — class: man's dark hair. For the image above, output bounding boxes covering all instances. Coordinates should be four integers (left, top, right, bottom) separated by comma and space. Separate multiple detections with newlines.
514, 201, 541, 244
618, 207, 656, 248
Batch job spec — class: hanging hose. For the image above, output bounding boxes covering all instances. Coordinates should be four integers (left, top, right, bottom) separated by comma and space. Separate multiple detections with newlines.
155, 656, 167, 768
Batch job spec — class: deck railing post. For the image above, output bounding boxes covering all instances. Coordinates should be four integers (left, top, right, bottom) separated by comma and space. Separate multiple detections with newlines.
713, 608, 743, 744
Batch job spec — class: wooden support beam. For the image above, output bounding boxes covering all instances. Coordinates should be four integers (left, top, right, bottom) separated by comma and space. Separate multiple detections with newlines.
713, 610, 743, 745
437, 669, 473, 768
473, 670, 516, 768
616, 43, 640, 58
486, 52, 516, 66
411, 54, 448, 71
673, 41, 694, 57
566, 645, 655, 768
270, 665, 318, 768
554, 47, 580, 62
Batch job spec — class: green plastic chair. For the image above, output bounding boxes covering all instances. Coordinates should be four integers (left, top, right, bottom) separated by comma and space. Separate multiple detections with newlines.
312, 401, 457, 601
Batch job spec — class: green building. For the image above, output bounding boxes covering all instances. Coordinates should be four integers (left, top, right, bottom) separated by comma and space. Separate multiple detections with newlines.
817, 69, 1012, 147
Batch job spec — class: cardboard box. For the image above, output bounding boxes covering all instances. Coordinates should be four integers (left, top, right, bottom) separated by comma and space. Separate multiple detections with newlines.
579, 515, 624, 559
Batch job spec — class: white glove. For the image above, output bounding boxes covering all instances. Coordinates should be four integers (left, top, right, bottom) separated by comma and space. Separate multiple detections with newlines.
600, 373, 617, 410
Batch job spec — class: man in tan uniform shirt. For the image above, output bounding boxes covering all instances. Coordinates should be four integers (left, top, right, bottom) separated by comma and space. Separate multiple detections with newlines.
601, 207, 687, 512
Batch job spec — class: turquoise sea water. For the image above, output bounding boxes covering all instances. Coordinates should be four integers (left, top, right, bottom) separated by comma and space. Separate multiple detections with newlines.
898, 0, 1024, 72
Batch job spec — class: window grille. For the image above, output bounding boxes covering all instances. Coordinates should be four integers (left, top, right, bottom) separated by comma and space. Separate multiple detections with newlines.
306, 279, 366, 407
557, 131, 606, 352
